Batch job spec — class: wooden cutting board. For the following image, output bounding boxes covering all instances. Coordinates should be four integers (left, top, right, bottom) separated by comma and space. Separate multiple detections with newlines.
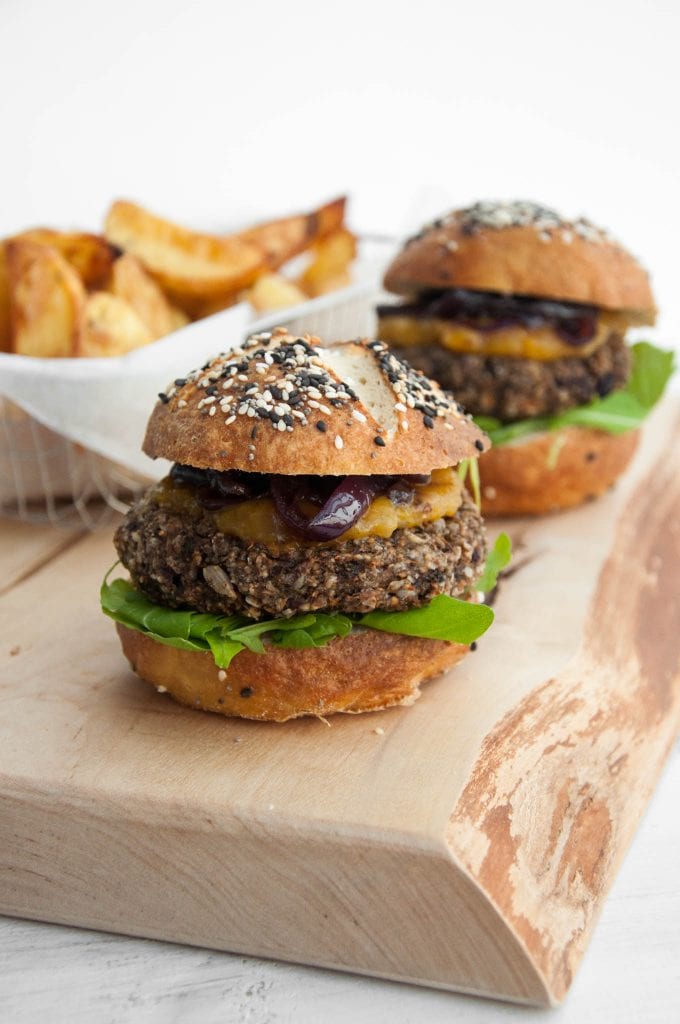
1, 399, 679, 1007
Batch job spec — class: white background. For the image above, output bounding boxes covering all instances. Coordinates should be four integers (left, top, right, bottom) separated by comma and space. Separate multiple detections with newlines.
1, 1, 679, 1021
2, 0, 679, 339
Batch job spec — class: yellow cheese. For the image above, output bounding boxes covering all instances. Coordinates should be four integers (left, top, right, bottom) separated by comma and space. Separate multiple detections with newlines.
151, 468, 462, 550
378, 311, 628, 361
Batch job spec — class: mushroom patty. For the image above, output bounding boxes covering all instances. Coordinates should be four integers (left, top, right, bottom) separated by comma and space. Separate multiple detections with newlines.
115, 492, 486, 619
392, 332, 631, 421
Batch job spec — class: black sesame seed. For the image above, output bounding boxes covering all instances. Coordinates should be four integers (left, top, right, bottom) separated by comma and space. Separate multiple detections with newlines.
474, 439, 484, 451
250, 426, 259, 440
240, 687, 254, 698
423, 415, 434, 428
316, 420, 327, 432
470, 641, 478, 652
158, 392, 170, 404
174, 378, 186, 387
374, 435, 386, 447
283, 415, 293, 427
205, 385, 218, 396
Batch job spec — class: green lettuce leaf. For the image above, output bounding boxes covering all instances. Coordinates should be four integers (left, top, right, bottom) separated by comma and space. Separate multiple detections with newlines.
475, 341, 675, 446
475, 532, 512, 593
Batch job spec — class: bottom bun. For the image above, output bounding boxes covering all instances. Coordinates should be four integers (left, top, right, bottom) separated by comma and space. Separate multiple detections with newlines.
479, 426, 639, 517
117, 623, 468, 722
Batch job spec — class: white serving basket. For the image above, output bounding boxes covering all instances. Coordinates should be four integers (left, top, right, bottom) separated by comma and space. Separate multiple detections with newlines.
0, 271, 385, 530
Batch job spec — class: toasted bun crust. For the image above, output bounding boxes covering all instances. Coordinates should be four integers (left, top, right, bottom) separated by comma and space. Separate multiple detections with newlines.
144, 329, 489, 475
384, 201, 656, 321
479, 426, 639, 517
117, 623, 468, 721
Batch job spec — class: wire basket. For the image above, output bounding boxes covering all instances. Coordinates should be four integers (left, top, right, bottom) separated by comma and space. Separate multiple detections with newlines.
0, 397, 150, 529
0, 282, 380, 530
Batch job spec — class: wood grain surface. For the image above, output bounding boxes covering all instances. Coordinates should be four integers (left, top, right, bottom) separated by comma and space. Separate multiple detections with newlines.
0, 400, 678, 1006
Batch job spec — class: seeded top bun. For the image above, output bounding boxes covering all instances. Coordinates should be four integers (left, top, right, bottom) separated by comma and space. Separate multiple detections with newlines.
383, 200, 656, 322
144, 328, 489, 475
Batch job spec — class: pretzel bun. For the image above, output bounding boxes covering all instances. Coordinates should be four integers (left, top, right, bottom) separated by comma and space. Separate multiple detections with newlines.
144, 328, 488, 475
117, 623, 468, 722
479, 426, 640, 517
384, 201, 656, 321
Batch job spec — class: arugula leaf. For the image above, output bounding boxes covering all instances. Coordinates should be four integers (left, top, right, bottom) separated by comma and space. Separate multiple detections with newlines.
358, 594, 493, 645
102, 571, 494, 664
475, 532, 512, 593
457, 458, 482, 508
475, 341, 675, 446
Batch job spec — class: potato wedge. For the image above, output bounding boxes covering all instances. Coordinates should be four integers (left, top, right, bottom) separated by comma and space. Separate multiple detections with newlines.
238, 196, 347, 271
7, 240, 85, 357
0, 244, 11, 351
78, 291, 153, 357
247, 273, 308, 314
18, 229, 117, 289
297, 227, 357, 297
104, 201, 266, 314
111, 253, 186, 338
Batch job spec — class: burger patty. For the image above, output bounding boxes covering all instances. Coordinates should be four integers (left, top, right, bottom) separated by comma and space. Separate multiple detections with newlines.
392, 332, 631, 421
115, 493, 486, 620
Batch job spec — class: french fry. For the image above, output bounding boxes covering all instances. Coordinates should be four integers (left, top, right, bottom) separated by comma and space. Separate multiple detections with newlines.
238, 196, 347, 271
18, 229, 117, 289
111, 253, 187, 338
297, 228, 357, 297
247, 273, 308, 314
78, 292, 153, 357
104, 201, 266, 315
7, 240, 85, 358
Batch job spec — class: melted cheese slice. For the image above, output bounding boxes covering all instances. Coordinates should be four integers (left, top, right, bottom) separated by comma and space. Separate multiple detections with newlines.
378, 311, 628, 361
151, 468, 462, 551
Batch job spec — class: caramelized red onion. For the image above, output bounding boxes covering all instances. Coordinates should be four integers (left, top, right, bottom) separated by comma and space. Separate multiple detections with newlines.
377, 288, 600, 346
170, 464, 433, 540
271, 475, 391, 540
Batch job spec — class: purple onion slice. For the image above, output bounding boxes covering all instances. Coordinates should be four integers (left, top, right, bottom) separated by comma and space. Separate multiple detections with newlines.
271, 475, 393, 540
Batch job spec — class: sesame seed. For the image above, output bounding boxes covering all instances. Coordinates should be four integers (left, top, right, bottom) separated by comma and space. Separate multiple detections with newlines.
225, 415, 236, 425
352, 409, 367, 423
335, 435, 344, 449
394, 402, 407, 412
158, 392, 169, 404
424, 415, 434, 429
218, 670, 227, 681
474, 439, 484, 451
374, 435, 386, 447
209, 406, 216, 416
316, 420, 327, 432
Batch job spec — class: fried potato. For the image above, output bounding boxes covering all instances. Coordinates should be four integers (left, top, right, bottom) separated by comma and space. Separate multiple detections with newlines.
111, 253, 187, 338
77, 291, 153, 357
104, 201, 266, 314
7, 239, 85, 358
247, 273, 308, 313
297, 227, 357, 297
18, 229, 117, 289
238, 196, 347, 271
0, 245, 11, 351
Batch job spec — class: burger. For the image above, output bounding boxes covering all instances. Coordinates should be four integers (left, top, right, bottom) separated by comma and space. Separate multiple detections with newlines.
102, 327, 508, 722
377, 201, 674, 516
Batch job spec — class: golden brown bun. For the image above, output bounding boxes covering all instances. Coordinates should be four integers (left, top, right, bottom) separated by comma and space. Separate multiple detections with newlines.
144, 328, 489, 475
479, 426, 639, 517
384, 201, 656, 321
117, 623, 468, 722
